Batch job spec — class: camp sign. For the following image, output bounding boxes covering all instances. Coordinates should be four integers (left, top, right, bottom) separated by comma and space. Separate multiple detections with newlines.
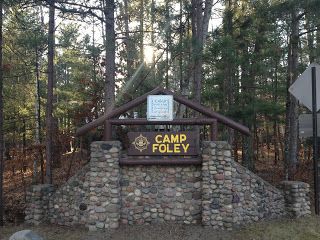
127, 132, 198, 156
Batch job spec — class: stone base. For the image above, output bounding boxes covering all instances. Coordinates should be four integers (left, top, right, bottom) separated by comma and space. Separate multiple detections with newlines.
25, 141, 311, 230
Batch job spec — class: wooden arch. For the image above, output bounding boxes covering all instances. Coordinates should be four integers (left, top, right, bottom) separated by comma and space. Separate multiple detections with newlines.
76, 87, 250, 140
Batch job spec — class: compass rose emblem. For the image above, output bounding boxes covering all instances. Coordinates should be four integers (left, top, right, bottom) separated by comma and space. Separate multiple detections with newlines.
132, 134, 150, 152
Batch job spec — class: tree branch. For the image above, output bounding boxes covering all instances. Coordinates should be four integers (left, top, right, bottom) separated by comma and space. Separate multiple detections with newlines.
299, 26, 320, 37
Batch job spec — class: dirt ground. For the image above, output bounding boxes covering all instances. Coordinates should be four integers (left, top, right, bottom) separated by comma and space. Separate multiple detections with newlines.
1, 216, 320, 240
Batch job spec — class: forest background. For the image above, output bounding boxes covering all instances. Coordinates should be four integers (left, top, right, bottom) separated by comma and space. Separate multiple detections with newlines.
1, 0, 320, 225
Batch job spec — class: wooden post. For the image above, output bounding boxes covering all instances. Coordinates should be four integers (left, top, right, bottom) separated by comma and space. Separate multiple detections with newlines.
210, 119, 217, 141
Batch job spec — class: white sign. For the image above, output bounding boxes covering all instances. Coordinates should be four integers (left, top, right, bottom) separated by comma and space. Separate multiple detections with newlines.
147, 95, 173, 121
299, 114, 320, 137
289, 63, 320, 111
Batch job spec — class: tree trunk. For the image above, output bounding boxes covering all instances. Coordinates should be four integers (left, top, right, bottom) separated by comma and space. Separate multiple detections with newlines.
223, 0, 234, 108
191, 0, 202, 103
191, 0, 213, 147
38, 6, 45, 184
223, 0, 235, 145
306, 14, 315, 63
92, 19, 97, 83
151, 0, 156, 82
179, 0, 184, 91
103, 0, 115, 140
140, 0, 144, 63
239, 39, 253, 170
33, 47, 42, 183
0, 0, 4, 226
273, 62, 279, 165
191, 0, 213, 103
317, 20, 320, 63
45, 0, 55, 184
285, 8, 300, 180
176, 0, 187, 120
165, 0, 171, 89
123, 0, 134, 80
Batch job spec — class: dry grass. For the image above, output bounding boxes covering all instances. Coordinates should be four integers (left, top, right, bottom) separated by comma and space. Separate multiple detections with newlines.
1, 216, 320, 240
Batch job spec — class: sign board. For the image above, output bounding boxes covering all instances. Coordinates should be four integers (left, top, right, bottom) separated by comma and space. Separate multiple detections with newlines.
127, 131, 198, 156
147, 95, 173, 121
299, 114, 320, 137
289, 63, 320, 111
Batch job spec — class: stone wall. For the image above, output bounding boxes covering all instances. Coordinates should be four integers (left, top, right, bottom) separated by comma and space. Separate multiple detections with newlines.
120, 165, 202, 224
25, 141, 122, 230
25, 184, 54, 225
48, 164, 90, 226
25, 141, 311, 230
231, 162, 285, 223
281, 181, 311, 217
201, 141, 300, 230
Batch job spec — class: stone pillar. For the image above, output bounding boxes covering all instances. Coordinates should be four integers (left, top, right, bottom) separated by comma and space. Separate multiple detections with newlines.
281, 181, 311, 217
25, 184, 54, 225
87, 141, 121, 231
202, 141, 233, 230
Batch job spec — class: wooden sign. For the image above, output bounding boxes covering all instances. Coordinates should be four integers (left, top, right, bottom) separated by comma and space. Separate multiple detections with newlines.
127, 131, 198, 156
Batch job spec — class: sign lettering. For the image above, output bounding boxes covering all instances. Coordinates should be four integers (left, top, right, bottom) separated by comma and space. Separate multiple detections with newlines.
128, 132, 198, 156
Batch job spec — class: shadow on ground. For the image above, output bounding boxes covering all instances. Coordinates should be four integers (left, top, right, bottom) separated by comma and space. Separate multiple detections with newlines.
1, 216, 320, 240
